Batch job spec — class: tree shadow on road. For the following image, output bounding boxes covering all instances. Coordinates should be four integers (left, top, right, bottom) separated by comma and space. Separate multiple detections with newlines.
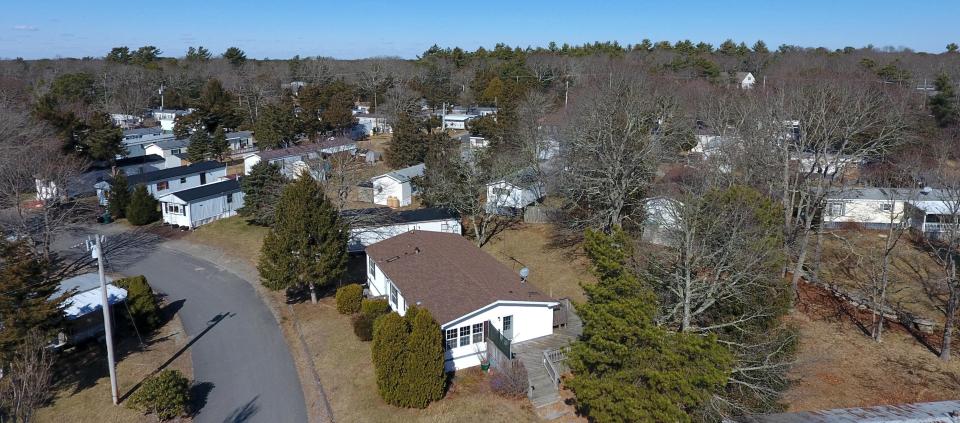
224, 395, 260, 423
189, 381, 215, 416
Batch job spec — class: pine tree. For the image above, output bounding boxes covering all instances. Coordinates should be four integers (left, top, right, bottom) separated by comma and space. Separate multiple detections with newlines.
187, 130, 211, 162
126, 184, 160, 225
930, 73, 958, 127
384, 113, 429, 168
371, 312, 409, 405
566, 228, 733, 422
108, 171, 131, 219
238, 161, 286, 226
254, 103, 301, 149
209, 127, 229, 161
0, 241, 66, 359
257, 171, 347, 303
398, 306, 445, 408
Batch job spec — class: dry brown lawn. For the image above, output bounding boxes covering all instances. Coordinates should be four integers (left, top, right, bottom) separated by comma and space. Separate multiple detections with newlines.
785, 281, 960, 411
35, 315, 193, 423
818, 229, 942, 318
482, 223, 595, 302
185, 216, 269, 266
293, 298, 539, 423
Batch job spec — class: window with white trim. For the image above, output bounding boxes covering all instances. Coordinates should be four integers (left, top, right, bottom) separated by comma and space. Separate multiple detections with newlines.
826, 201, 844, 216
368, 255, 376, 278
472, 323, 484, 344
879, 202, 893, 212
445, 329, 458, 350
389, 284, 398, 307
459, 326, 471, 347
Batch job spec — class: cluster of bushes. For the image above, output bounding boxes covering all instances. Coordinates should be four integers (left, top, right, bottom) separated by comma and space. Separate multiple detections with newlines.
490, 359, 529, 398
371, 306, 445, 408
114, 275, 162, 332
335, 284, 391, 341
353, 298, 390, 341
335, 284, 363, 314
128, 369, 191, 421
108, 173, 160, 226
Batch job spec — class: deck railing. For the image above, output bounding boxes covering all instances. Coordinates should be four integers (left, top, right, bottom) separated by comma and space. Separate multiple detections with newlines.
485, 321, 511, 358
542, 347, 569, 388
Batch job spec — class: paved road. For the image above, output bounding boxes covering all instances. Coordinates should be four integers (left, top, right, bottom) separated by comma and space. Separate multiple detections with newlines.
58, 229, 308, 423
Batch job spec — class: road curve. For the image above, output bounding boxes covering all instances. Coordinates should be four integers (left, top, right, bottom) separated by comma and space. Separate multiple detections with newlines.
122, 245, 308, 423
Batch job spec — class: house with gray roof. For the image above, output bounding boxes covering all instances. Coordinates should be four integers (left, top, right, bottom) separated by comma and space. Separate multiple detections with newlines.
823, 187, 917, 230
371, 163, 424, 207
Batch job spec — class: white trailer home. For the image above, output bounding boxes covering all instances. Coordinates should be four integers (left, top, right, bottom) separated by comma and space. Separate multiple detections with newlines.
442, 114, 477, 130
823, 188, 915, 230
126, 161, 227, 198
159, 179, 244, 229
905, 188, 960, 240
243, 137, 357, 179
365, 231, 558, 371
485, 168, 545, 215
122, 127, 176, 157
341, 207, 461, 252
371, 163, 424, 208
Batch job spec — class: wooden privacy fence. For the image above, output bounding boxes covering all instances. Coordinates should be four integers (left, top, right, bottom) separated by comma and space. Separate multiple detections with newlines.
523, 206, 555, 224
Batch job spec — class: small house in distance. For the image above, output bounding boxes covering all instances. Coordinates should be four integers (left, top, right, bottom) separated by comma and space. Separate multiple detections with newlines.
823, 188, 914, 230
485, 168, 545, 215
159, 179, 244, 229
371, 163, 425, 208
364, 231, 558, 371
341, 207, 461, 252
733, 71, 756, 89
905, 188, 960, 240
122, 127, 176, 157
243, 137, 357, 178
126, 161, 227, 198
442, 114, 476, 130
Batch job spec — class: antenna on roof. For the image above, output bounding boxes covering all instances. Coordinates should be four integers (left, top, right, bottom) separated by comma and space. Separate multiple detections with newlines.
519, 267, 529, 284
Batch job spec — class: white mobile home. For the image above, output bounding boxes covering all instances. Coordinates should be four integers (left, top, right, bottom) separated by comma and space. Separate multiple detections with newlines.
442, 114, 477, 130
148, 108, 191, 132
244, 137, 357, 179
122, 127, 176, 157
365, 231, 558, 371
823, 188, 914, 230
126, 161, 227, 198
485, 168, 545, 215
159, 179, 244, 229
341, 207, 461, 252
905, 188, 960, 240
371, 163, 425, 208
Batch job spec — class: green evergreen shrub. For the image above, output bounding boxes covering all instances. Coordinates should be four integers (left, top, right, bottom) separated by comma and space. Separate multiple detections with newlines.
335, 284, 363, 314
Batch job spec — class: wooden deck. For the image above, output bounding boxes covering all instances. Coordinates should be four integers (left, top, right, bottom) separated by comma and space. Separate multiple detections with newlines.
511, 301, 582, 411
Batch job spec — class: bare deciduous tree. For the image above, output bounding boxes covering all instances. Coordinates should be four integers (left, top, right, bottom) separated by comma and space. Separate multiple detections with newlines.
0, 329, 56, 423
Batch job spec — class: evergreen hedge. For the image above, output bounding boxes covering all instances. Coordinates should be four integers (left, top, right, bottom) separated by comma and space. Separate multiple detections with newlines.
361, 298, 390, 317
335, 284, 363, 314
126, 184, 160, 225
371, 306, 446, 408
114, 275, 161, 332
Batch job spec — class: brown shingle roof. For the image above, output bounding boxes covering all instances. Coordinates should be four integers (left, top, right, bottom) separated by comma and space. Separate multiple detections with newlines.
365, 231, 556, 324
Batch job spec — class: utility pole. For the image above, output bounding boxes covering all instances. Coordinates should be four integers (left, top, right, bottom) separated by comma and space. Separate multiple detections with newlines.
158, 84, 164, 111
88, 235, 119, 405
564, 80, 569, 108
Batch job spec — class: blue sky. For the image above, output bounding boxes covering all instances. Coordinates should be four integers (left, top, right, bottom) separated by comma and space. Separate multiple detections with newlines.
1, 0, 957, 59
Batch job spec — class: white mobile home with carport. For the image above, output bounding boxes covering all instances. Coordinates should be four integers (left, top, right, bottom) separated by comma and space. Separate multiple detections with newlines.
365, 231, 558, 371
159, 179, 244, 229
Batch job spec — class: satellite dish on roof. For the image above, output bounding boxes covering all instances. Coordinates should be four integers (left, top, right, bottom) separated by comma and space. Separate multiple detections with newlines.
519, 267, 530, 284
922, 186, 933, 195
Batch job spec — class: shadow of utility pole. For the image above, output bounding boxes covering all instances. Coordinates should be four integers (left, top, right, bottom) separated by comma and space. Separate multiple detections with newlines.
119, 311, 235, 403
